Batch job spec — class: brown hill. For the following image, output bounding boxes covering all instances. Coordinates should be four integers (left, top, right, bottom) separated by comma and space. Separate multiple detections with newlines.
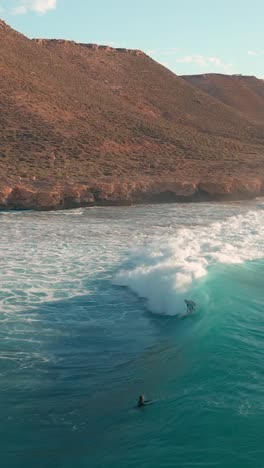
182, 73, 264, 125
1, 19, 264, 209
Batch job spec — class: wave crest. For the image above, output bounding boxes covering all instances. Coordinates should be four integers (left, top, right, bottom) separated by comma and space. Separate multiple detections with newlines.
115, 211, 264, 315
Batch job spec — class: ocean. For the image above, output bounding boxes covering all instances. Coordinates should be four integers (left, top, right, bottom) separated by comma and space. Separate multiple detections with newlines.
0, 201, 263, 467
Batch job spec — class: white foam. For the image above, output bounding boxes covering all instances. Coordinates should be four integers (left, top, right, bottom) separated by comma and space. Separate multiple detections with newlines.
0, 206, 263, 316
0, 210, 122, 314
115, 210, 264, 315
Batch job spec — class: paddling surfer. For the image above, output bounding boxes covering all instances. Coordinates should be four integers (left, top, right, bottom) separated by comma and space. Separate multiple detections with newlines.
137, 395, 152, 408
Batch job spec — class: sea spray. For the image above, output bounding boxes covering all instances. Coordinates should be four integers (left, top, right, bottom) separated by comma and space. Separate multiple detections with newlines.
115, 210, 264, 315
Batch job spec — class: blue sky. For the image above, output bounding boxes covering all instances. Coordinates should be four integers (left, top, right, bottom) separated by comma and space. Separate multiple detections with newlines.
1, 0, 264, 77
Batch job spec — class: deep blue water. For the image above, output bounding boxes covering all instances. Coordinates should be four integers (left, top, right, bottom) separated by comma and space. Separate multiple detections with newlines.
0, 202, 263, 467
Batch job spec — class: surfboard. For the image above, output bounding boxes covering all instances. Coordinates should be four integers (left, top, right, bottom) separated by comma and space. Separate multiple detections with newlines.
180, 312, 190, 319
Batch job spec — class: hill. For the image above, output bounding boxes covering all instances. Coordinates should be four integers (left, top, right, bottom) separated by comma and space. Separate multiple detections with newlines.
0, 19, 264, 209
182, 73, 264, 125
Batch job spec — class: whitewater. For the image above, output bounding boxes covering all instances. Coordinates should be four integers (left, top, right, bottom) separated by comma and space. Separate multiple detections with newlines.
0, 201, 264, 467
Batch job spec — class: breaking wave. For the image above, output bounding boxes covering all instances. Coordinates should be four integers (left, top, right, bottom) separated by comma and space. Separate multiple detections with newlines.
115, 210, 264, 315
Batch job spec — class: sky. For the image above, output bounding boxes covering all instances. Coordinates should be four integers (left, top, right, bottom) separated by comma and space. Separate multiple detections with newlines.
1, 0, 264, 77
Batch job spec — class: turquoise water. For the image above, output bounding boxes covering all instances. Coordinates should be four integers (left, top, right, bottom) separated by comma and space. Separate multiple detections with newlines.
0, 202, 264, 467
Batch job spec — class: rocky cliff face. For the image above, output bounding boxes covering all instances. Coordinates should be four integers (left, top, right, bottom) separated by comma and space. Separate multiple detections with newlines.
1, 178, 263, 211
33, 39, 146, 56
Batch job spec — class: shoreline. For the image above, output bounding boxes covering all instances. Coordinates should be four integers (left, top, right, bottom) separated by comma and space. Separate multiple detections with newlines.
0, 177, 263, 211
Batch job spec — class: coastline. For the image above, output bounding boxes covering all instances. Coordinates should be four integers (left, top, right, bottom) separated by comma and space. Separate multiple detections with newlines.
0, 177, 263, 211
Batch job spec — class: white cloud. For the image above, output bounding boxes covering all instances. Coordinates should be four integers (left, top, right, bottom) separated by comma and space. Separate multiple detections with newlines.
175, 55, 233, 72
248, 50, 263, 57
13, 0, 57, 14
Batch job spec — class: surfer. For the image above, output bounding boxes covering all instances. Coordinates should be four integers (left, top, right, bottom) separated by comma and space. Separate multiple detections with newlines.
184, 299, 196, 315
137, 395, 151, 408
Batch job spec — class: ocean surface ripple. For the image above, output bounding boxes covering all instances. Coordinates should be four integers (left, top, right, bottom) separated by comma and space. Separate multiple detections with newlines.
0, 202, 263, 468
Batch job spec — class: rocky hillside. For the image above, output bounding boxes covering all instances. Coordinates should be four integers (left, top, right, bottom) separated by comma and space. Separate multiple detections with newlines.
1, 19, 264, 209
182, 73, 264, 125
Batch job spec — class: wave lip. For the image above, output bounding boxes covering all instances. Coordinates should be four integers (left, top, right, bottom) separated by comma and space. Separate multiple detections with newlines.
115, 211, 264, 315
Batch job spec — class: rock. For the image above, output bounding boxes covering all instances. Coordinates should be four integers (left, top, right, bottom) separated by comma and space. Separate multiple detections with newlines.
116, 48, 145, 56
0, 177, 263, 211
32, 38, 146, 57
64, 186, 95, 207
0, 186, 12, 207
232, 178, 262, 197
35, 190, 63, 210
8, 186, 36, 209
199, 178, 262, 199
151, 181, 198, 197
78, 187, 95, 204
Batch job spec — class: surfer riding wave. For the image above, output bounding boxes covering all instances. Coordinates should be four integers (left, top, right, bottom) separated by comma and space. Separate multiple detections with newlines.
183, 299, 196, 316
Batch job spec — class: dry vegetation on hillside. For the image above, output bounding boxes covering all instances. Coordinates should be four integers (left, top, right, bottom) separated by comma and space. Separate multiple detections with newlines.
1, 19, 264, 190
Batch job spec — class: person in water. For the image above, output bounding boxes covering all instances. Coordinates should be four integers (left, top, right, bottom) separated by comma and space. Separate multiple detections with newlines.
137, 395, 151, 408
184, 299, 196, 315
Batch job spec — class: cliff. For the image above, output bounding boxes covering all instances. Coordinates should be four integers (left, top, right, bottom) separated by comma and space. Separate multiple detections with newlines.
0, 177, 262, 211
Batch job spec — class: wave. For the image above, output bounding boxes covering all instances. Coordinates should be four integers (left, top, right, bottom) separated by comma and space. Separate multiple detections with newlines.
115, 210, 264, 315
